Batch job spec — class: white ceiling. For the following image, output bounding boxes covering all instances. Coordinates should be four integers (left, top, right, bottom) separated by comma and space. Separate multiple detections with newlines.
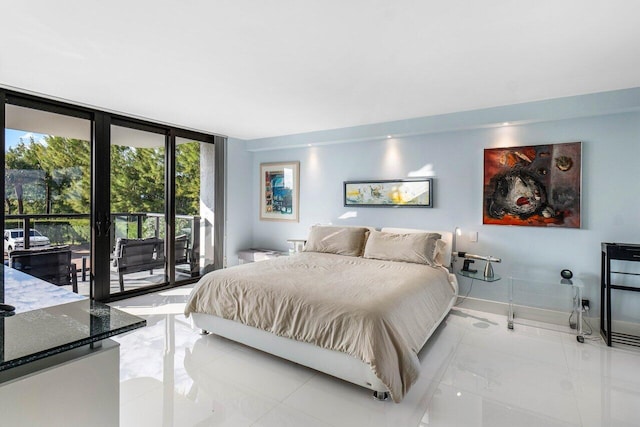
1, 1, 639, 140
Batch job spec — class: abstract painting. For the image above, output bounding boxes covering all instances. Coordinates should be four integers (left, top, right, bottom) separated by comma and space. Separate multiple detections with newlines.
483, 142, 581, 228
260, 161, 299, 222
344, 178, 433, 207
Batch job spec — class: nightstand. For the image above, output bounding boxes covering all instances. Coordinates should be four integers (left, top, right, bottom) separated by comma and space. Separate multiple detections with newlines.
287, 239, 307, 253
237, 248, 287, 264
454, 270, 501, 312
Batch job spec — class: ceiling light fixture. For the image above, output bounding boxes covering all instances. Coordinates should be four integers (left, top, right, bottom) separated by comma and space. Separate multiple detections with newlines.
386, 135, 392, 139
502, 122, 509, 126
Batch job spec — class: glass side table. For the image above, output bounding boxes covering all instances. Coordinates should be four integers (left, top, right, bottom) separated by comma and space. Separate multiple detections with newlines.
457, 269, 501, 282
455, 270, 501, 307
508, 274, 585, 343
237, 248, 287, 264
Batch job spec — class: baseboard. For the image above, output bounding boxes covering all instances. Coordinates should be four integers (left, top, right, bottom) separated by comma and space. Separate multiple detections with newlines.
453, 296, 508, 318
609, 319, 640, 336
456, 297, 640, 352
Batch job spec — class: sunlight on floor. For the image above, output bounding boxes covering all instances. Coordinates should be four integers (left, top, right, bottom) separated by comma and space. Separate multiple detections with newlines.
111, 285, 640, 427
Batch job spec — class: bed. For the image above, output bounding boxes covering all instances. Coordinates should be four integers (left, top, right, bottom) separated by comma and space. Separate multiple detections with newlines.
185, 227, 457, 403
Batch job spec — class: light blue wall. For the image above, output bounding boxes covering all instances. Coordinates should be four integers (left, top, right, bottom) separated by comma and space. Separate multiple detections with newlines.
226, 89, 640, 319
224, 138, 253, 266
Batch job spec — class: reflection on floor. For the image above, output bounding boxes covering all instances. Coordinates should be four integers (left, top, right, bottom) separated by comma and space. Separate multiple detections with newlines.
76, 269, 194, 296
110, 286, 640, 427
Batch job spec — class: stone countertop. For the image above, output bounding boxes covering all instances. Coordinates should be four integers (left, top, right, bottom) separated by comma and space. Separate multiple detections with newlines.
2, 266, 86, 314
0, 266, 145, 372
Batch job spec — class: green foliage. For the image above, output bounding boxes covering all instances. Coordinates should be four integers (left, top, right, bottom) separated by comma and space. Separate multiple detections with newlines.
4, 135, 203, 245
6, 138, 46, 214
42, 136, 91, 213
110, 145, 165, 214
109, 141, 201, 216
5, 136, 90, 214
34, 219, 91, 245
176, 142, 201, 216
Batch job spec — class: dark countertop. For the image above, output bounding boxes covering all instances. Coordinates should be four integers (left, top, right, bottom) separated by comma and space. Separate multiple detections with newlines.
0, 266, 145, 372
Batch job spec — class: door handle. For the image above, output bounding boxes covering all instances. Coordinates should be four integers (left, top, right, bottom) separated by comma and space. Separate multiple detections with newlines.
96, 213, 112, 236
103, 214, 112, 235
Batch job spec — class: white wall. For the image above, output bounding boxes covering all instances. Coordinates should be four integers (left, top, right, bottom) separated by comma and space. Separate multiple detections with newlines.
225, 92, 640, 320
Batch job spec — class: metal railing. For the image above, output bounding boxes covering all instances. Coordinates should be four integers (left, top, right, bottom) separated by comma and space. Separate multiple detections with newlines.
4, 213, 89, 250
5, 212, 200, 253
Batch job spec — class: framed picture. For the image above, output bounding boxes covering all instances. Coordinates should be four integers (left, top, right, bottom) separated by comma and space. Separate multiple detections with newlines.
343, 178, 433, 207
483, 141, 582, 228
260, 161, 300, 222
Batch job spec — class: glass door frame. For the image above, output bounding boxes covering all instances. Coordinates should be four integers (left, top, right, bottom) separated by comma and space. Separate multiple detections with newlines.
173, 129, 225, 284
105, 117, 169, 299
1, 90, 94, 295
1, 88, 225, 302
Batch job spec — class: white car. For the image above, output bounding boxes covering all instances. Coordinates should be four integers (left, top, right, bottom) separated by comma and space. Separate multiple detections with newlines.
4, 229, 51, 253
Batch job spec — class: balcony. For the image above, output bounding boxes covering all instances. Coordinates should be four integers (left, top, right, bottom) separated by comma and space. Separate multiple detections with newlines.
4, 212, 202, 296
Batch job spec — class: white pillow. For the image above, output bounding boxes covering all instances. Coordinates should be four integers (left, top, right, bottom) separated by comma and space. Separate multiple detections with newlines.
433, 239, 448, 266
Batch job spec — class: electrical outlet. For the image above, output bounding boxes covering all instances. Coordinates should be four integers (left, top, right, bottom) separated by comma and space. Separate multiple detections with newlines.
581, 299, 590, 310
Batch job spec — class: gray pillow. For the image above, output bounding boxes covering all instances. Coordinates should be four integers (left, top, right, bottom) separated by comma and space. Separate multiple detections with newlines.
303, 226, 369, 257
363, 230, 442, 265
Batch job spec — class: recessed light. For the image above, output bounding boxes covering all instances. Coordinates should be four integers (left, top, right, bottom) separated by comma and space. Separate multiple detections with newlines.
456, 392, 462, 397
386, 135, 392, 139
307, 144, 312, 147
502, 122, 509, 126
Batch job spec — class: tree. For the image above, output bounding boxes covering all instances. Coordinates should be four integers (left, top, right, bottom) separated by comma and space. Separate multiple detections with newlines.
5, 136, 92, 215
110, 145, 165, 214
5, 139, 43, 214
4, 135, 202, 221
175, 141, 201, 216
39, 136, 91, 213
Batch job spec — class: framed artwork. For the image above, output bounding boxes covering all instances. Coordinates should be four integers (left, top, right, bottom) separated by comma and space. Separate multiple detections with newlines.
343, 178, 433, 207
260, 161, 300, 222
483, 141, 582, 228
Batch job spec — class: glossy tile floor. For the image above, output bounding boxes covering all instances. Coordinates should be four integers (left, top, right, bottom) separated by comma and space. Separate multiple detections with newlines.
110, 286, 640, 427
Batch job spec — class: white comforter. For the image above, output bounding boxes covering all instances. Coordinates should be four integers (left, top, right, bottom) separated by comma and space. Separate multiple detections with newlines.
185, 252, 455, 402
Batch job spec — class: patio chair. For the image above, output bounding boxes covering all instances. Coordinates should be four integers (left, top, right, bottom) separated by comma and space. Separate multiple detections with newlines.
174, 234, 200, 277
9, 246, 78, 293
175, 234, 189, 265
112, 237, 165, 292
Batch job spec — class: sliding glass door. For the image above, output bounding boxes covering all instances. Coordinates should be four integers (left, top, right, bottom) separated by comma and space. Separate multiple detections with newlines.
175, 137, 216, 279
1, 89, 225, 302
109, 124, 167, 295
3, 102, 93, 296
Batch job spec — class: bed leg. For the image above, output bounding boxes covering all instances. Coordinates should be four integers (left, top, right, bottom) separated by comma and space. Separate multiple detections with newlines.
372, 391, 389, 401
199, 329, 210, 335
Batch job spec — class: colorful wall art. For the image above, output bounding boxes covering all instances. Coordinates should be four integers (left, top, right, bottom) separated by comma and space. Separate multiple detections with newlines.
483, 142, 581, 228
260, 161, 299, 222
344, 178, 433, 207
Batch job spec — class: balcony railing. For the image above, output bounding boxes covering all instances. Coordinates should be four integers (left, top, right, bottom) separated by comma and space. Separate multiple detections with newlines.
5, 212, 200, 249
4, 212, 201, 293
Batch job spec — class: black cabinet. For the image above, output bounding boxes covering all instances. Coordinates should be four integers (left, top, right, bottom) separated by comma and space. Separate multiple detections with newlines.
601, 242, 640, 347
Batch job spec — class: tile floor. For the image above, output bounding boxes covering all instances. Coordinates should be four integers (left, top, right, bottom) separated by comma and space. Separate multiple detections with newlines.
110, 286, 640, 427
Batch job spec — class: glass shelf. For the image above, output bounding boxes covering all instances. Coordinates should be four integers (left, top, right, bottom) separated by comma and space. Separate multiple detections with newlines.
457, 269, 501, 282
